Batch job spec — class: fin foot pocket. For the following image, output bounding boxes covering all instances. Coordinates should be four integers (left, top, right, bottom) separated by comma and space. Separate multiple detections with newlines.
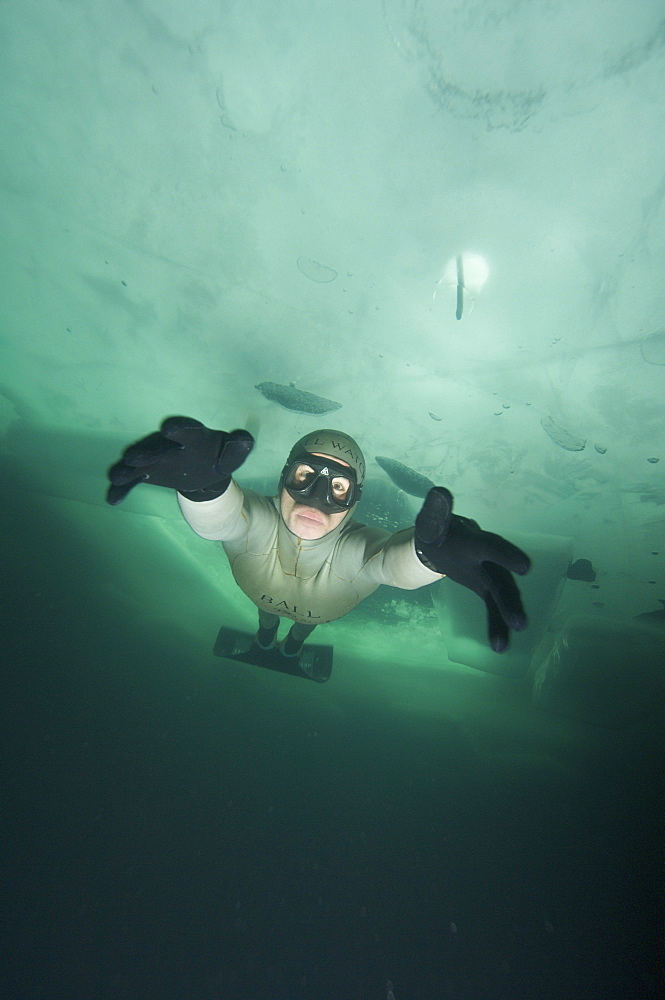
213, 627, 332, 682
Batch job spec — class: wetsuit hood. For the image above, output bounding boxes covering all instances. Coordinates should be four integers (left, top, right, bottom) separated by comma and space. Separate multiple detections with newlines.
278, 428, 365, 530
280, 429, 365, 487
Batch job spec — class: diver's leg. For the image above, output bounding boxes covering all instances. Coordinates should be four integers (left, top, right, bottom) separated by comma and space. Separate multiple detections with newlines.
256, 610, 280, 649
280, 622, 317, 658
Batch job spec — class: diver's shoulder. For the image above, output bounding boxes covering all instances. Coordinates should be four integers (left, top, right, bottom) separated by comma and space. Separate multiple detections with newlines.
239, 487, 280, 519
340, 518, 390, 545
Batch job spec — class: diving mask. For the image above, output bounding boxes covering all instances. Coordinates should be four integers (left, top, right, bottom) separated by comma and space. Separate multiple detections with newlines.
280, 452, 361, 513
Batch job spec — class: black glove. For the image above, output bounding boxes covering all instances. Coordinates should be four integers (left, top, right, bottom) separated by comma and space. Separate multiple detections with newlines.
106, 416, 254, 506
415, 487, 531, 653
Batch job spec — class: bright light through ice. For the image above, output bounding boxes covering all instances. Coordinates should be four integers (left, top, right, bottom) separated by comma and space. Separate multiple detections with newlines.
436, 252, 490, 320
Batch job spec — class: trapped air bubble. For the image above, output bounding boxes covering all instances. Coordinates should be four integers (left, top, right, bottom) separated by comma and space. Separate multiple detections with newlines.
297, 256, 338, 283
640, 329, 665, 365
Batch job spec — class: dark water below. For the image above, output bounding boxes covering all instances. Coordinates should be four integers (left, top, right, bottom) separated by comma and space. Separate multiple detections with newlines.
2, 489, 662, 1000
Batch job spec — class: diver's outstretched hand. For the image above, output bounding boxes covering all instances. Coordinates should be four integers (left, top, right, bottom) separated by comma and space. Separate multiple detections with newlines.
415, 487, 531, 653
106, 416, 254, 505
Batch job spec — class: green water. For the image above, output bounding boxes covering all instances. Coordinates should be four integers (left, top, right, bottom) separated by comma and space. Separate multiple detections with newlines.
1, 2, 663, 997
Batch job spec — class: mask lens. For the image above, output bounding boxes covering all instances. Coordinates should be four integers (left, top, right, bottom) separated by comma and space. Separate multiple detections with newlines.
284, 460, 356, 509
330, 475, 351, 501
290, 463, 317, 489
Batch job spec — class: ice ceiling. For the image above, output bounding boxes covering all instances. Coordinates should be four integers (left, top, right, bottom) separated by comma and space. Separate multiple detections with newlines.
1, 0, 664, 640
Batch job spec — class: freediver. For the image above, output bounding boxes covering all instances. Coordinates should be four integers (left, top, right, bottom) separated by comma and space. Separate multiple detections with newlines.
106, 417, 530, 660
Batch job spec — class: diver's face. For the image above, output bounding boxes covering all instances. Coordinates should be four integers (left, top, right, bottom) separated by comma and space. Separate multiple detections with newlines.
280, 492, 348, 539
280, 452, 352, 540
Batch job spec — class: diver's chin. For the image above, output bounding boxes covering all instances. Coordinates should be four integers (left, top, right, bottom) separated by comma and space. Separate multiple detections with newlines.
291, 508, 330, 539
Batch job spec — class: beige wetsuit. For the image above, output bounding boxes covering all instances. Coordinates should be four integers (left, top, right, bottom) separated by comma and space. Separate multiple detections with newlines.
178, 480, 441, 633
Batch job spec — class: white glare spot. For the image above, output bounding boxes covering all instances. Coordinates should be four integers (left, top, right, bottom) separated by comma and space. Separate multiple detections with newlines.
434, 252, 489, 319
